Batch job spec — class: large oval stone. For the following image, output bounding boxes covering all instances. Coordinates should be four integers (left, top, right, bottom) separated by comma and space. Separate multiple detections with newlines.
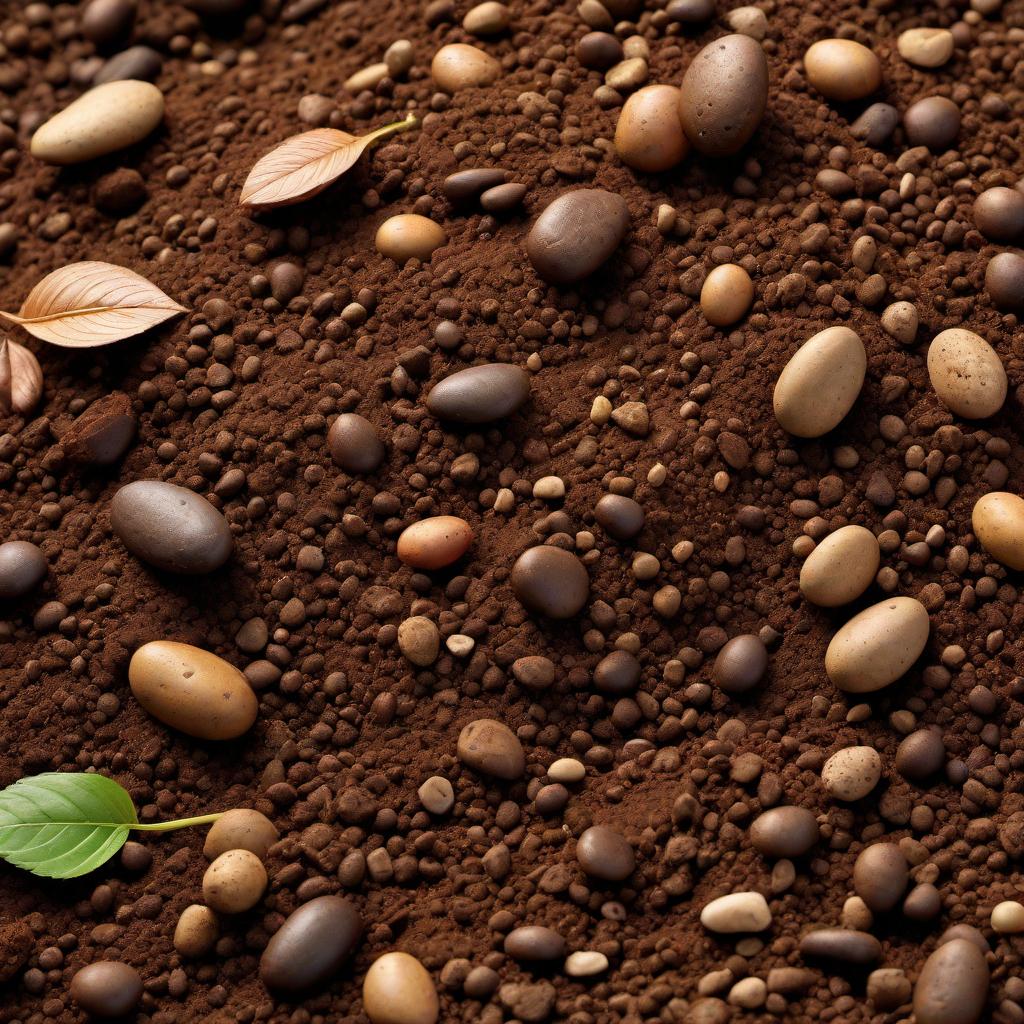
426, 364, 531, 423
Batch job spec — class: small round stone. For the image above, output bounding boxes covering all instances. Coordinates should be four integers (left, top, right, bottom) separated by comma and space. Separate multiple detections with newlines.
903, 95, 960, 150
576, 32, 623, 69
712, 635, 768, 694
418, 776, 454, 815
804, 39, 881, 101
462, 1, 510, 36
426, 363, 531, 423
565, 951, 609, 977
821, 746, 882, 801
203, 809, 279, 860
594, 494, 645, 540
363, 951, 439, 1024
576, 825, 635, 881
504, 926, 566, 961
375, 214, 446, 262
992, 901, 1024, 934
457, 719, 525, 780
700, 264, 754, 326
593, 650, 641, 694
700, 892, 771, 933
749, 806, 819, 858
548, 757, 585, 783
70, 962, 143, 1018
202, 849, 267, 913
328, 413, 385, 473
853, 844, 908, 912
986, 251, 1024, 309
511, 546, 590, 618
174, 905, 219, 958
897, 27, 954, 68
431, 43, 500, 92
0, 541, 47, 599
974, 187, 1024, 241
396, 516, 473, 570
895, 729, 945, 781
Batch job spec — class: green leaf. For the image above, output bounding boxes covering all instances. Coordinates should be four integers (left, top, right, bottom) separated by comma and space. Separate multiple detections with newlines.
0, 772, 139, 879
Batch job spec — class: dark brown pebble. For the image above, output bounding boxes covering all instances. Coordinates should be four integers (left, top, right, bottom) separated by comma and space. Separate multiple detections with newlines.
852, 843, 908, 912
913, 938, 989, 1024
110, 480, 232, 574
665, 0, 714, 23
712, 635, 768, 694
903, 882, 942, 921
61, 393, 136, 465
749, 806, 819, 858
799, 929, 882, 966
259, 896, 363, 994
511, 546, 590, 618
525, 189, 629, 284
576, 825, 635, 881
985, 251, 1024, 309
442, 168, 507, 203
94, 45, 163, 84
327, 413, 385, 473
80, 0, 136, 47
480, 182, 526, 213
576, 32, 623, 70
850, 102, 899, 146
593, 650, 640, 694
511, 655, 556, 689
504, 926, 566, 961
69, 961, 143, 1018
895, 728, 945, 781
426, 363, 531, 423
594, 494, 644, 539
903, 96, 960, 150
94, 168, 148, 215
974, 187, 1024, 241
938, 924, 990, 953
0, 541, 47, 599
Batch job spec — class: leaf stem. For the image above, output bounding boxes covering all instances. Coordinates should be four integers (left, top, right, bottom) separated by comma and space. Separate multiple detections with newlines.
132, 812, 226, 832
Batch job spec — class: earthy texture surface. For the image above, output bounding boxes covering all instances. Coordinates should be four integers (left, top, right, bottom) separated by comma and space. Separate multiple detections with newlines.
3, 0, 1024, 1022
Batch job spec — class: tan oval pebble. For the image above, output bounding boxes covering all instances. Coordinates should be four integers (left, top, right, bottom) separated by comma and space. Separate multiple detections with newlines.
881, 300, 919, 344
565, 951, 609, 977
174, 904, 219, 958
700, 264, 754, 327
972, 491, 1024, 570
700, 892, 772, 933
897, 27, 954, 68
31, 80, 164, 164
417, 776, 454, 815
821, 746, 882, 801
344, 63, 389, 92
129, 641, 258, 740
773, 326, 866, 437
457, 718, 525, 780
398, 615, 440, 666
825, 596, 929, 692
927, 328, 1007, 419
397, 516, 473, 570
804, 39, 881, 101
375, 214, 446, 263
463, 1, 510, 35
548, 757, 585, 783
992, 901, 1024, 933
363, 951, 439, 1024
613, 85, 688, 172
799, 525, 879, 606
913, 938, 989, 1024
431, 43, 500, 92
203, 809, 278, 860
202, 849, 267, 913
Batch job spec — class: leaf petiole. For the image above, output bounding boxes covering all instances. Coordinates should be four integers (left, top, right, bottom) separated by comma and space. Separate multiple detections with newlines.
132, 812, 226, 832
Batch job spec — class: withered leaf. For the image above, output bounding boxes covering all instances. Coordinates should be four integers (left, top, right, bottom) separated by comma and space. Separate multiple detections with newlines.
0, 262, 185, 348
240, 112, 417, 212
0, 338, 43, 415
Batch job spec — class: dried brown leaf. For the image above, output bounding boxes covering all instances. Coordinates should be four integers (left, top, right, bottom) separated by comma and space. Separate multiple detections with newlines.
0, 262, 186, 348
240, 112, 417, 212
0, 338, 43, 415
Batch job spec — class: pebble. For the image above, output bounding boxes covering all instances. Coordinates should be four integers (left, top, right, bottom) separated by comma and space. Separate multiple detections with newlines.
904, 96, 960, 150
0, 541, 47, 599
63, 393, 136, 466
511, 545, 590, 618
111, 480, 232, 574
129, 640, 258, 740
880, 300, 919, 344
504, 926, 566, 961
95, 45, 163, 85
398, 615, 440, 666
328, 413, 385, 472
463, 1, 510, 35
973, 186, 1024, 241
913, 939, 989, 1024
375, 214, 446, 262
700, 892, 772, 933
431, 43, 500, 92
804, 39, 881, 101
799, 929, 881, 966
565, 951, 608, 977
203, 849, 267, 913
173, 905, 219, 958
725, 5, 768, 39
799, 525, 879, 606
825, 596, 930, 692
526, 189, 630, 284
418, 776, 454, 814
991, 901, 1024, 933
972, 492, 1024, 570
259, 896, 363, 994
443, 168, 507, 203
927, 328, 1006, 418
821, 746, 882, 801
69, 961, 143, 1018
985, 251, 1024, 309
853, 844, 908, 912
548, 757, 585, 783
81, 0, 135, 46
700, 264, 754, 326
851, 101, 899, 145
480, 182, 526, 213
605, 57, 648, 92
898, 27, 954, 67
363, 951, 439, 1024
396, 516, 473, 569
203, 809, 279, 860
426, 363, 531, 423
895, 729, 945, 781
773, 326, 866, 437
576, 825, 635, 881
577, 32, 623, 70
712, 635, 768, 694
31, 80, 164, 165
749, 807, 819, 858
614, 85, 688, 172
868, 968, 912, 1011
457, 719, 525, 779
594, 494, 645, 539
594, 650, 640, 693
678, 34, 768, 156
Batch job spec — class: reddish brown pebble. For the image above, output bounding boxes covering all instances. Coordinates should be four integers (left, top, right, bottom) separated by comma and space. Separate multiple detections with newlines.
70, 961, 143, 1018
396, 516, 473, 569
974, 187, 1024, 241
511, 546, 590, 618
594, 494, 644, 539
576, 825, 635, 881
985, 251, 1024, 310
457, 718, 525, 779
853, 843, 908, 912
0, 541, 47, 599
328, 413, 385, 473
712, 635, 768, 694
750, 807, 819, 858
913, 939, 989, 1024
426, 363, 531, 423
904, 96, 960, 150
